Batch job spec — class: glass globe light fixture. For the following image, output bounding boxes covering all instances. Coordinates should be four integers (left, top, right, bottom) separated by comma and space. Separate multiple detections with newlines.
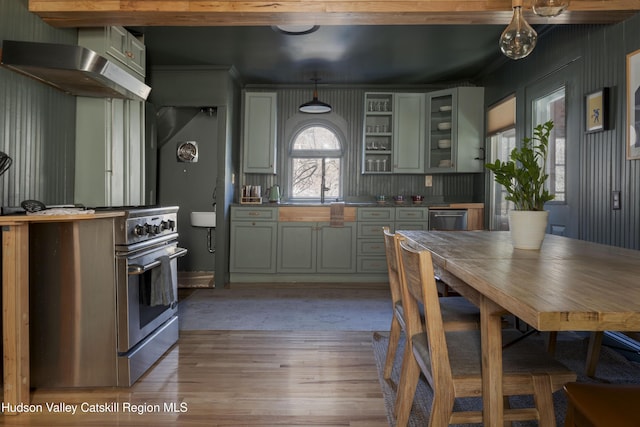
499, 0, 538, 60
532, 0, 569, 17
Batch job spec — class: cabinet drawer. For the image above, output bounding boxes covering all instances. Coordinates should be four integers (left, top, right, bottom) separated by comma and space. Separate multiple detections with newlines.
395, 221, 428, 231
357, 207, 395, 221
396, 207, 428, 221
358, 240, 386, 255
231, 207, 278, 221
358, 257, 388, 273
358, 222, 391, 238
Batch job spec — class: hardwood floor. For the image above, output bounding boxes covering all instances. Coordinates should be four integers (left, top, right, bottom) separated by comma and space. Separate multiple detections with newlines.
3, 330, 389, 426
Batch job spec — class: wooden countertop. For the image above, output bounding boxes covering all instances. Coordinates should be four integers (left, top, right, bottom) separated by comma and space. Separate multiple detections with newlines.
0, 211, 124, 225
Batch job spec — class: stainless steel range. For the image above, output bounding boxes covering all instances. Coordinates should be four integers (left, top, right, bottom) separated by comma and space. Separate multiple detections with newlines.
114, 206, 186, 386
29, 206, 186, 388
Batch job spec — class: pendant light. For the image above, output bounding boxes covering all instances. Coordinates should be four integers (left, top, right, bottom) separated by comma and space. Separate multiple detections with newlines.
499, 0, 537, 60
532, 0, 569, 17
299, 78, 332, 114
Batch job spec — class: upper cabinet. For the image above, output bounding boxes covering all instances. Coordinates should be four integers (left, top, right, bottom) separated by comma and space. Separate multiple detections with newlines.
393, 93, 425, 174
426, 87, 484, 174
362, 93, 393, 174
362, 92, 425, 174
78, 26, 146, 80
243, 92, 278, 174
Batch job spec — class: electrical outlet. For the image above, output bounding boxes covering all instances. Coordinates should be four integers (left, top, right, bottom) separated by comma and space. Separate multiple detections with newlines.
612, 190, 621, 210
424, 175, 433, 187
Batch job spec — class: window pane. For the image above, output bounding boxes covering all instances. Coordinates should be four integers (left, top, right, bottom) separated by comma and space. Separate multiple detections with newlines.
291, 158, 340, 199
289, 124, 343, 201
292, 127, 340, 150
488, 129, 516, 230
533, 88, 566, 202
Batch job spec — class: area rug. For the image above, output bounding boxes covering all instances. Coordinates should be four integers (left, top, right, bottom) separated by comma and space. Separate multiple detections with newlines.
372, 331, 640, 426
178, 283, 393, 331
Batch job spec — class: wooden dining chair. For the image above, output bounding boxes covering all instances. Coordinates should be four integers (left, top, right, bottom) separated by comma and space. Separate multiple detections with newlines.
381, 227, 480, 380
563, 382, 640, 427
394, 237, 577, 427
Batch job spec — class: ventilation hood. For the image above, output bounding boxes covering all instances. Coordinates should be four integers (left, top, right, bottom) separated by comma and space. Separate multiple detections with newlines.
0, 40, 151, 101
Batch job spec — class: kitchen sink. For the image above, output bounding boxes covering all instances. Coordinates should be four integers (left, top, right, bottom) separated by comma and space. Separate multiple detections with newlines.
190, 211, 216, 228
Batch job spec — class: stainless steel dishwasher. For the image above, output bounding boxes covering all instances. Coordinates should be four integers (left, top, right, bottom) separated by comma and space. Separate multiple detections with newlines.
428, 209, 468, 230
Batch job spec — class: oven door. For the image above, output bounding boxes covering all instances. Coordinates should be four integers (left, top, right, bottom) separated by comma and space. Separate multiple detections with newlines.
116, 242, 187, 353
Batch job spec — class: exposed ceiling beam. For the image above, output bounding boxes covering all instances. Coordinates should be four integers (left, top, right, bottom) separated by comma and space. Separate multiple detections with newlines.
29, 0, 640, 27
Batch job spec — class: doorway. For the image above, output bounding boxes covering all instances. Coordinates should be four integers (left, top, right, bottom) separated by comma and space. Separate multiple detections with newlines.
524, 63, 581, 238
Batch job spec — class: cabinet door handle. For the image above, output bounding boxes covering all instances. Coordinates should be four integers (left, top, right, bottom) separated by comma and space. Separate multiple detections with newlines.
126, 50, 134, 59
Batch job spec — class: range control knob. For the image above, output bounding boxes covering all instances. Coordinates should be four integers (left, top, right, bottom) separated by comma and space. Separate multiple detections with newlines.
149, 224, 161, 235
133, 224, 149, 236
162, 219, 176, 231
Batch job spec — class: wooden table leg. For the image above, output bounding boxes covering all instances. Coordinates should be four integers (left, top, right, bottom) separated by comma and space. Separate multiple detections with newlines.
2, 224, 30, 414
480, 296, 505, 426
585, 331, 604, 377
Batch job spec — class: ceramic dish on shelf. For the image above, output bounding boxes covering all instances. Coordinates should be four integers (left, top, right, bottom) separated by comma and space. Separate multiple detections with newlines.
439, 105, 452, 112
438, 160, 452, 168
437, 122, 452, 131
437, 139, 451, 149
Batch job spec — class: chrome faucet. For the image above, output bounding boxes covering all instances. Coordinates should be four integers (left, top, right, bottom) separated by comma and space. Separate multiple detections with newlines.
320, 158, 330, 204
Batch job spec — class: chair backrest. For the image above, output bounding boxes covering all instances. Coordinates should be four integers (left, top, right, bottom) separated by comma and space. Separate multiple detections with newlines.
398, 237, 455, 394
382, 226, 404, 305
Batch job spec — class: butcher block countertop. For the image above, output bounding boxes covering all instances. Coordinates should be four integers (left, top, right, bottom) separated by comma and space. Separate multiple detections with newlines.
0, 210, 124, 225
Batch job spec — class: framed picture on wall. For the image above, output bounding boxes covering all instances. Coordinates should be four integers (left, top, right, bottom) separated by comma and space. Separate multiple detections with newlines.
585, 88, 608, 133
627, 48, 640, 159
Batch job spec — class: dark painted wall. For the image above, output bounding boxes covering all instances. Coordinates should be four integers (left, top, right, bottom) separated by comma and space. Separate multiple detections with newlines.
0, 1, 76, 206
149, 66, 241, 287
480, 18, 640, 249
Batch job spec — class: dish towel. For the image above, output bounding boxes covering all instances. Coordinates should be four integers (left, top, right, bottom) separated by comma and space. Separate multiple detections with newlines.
330, 202, 345, 227
150, 255, 175, 306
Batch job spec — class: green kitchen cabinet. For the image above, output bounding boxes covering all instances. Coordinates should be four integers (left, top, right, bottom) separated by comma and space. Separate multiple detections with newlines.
278, 222, 356, 273
392, 93, 425, 173
356, 207, 395, 273
395, 207, 429, 230
426, 87, 484, 173
78, 26, 146, 79
362, 92, 425, 174
230, 207, 278, 273
242, 92, 277, 174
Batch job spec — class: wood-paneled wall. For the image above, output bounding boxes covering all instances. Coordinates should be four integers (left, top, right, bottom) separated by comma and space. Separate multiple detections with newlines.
481, 16, 640, 249
242, 86, 482, 203
0, 0, 77, 207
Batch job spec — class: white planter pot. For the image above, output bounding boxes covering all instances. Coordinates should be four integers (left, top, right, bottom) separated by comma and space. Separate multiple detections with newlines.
508, 210, 549, 250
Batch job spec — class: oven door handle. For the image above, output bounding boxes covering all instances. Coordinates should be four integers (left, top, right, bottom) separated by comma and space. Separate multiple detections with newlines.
128, 247, 188, 275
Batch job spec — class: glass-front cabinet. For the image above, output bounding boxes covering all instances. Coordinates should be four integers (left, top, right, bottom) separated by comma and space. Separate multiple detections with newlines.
362, 93, 393, 174
426, 87, 485, 173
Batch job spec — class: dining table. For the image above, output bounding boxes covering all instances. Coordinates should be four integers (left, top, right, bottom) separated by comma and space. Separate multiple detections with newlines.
397, 230, 640, 426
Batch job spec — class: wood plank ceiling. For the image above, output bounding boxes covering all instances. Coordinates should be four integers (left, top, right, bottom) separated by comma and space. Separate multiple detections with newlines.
28, 0, 640, 27
25, 1, 640, 84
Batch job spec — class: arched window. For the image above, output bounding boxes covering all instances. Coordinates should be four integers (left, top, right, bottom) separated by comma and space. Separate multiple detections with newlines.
288, 123, 344, 202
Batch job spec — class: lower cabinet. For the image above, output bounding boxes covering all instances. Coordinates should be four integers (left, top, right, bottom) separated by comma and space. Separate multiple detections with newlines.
356, 207, 395, 273
278, 222, 357, 273
229, 207, 278, 273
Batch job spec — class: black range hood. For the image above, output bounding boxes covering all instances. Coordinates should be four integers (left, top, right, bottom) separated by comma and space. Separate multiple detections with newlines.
0, 40, 151, 101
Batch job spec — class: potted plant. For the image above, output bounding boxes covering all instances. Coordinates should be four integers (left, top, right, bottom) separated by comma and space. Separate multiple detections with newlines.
485, 120, 555, 249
